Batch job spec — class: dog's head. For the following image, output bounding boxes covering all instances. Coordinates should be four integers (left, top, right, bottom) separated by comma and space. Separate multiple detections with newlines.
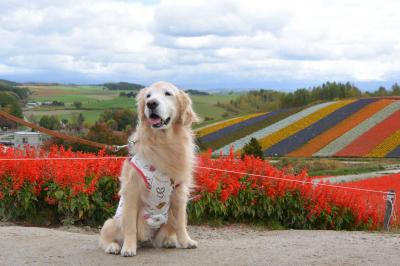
136, 81, 200, 130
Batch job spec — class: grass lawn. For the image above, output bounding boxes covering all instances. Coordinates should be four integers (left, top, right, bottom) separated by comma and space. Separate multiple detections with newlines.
57, 110, 104, 124
308, 166, 385, 176
84, 97, 136, 110
191, 93, 242, 128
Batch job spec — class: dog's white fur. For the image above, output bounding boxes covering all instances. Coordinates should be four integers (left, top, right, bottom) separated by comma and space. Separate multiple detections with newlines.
99, 81, 200, 257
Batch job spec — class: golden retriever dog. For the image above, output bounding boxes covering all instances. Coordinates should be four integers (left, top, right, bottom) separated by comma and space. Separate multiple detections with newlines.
99, 81, 200, 257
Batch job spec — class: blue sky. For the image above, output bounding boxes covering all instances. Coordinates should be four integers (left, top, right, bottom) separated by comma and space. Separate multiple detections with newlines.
1, 0, 399, 91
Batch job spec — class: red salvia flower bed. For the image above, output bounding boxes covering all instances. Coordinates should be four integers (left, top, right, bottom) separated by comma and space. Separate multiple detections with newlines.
0, 145, 397, 230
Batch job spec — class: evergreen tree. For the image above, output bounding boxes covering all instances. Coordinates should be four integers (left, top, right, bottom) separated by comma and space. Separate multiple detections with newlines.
241, 138, 263, 159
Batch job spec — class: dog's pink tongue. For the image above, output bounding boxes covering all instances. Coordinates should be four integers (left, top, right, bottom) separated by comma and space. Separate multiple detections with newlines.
149, 117, 161, 125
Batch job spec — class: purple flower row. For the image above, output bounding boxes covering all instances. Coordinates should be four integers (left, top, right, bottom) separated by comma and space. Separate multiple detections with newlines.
263, 98, 377, 156
387, 145, 400, 157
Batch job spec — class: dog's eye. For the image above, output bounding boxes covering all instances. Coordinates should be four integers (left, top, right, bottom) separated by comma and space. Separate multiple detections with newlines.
165, 91, 172, 96
146, 94, 151, 98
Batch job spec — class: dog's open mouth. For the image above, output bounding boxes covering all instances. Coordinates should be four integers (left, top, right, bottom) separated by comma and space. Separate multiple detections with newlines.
149, 113, 171, 128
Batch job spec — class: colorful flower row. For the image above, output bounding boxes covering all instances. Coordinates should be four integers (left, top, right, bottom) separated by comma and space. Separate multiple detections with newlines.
258, 100, 355, 153
336, 110, 400, 157
215, 101, 336, 154
196, 112, 266, 138
206, 107, 304, 151
366, 130, 400, 157
289, 99, 394, 157
315, 101, 400, 157
199, 112, 273, 143
263, 99, 376, 156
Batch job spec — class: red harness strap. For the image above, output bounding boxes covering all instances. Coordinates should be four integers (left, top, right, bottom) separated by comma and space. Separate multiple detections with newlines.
129, 160, 151, 190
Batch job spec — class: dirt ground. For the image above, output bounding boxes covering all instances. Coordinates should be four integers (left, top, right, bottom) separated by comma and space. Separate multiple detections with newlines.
0, 225, 399, 266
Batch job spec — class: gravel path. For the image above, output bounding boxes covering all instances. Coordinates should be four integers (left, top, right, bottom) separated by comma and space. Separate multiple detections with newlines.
0, 225, 399, 266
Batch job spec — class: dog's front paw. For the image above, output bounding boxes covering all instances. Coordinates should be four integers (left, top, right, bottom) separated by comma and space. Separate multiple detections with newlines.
105, 242, 121, 255
155, 234, 177, 248
121, 244, 137, 257
178, 238, 198, 249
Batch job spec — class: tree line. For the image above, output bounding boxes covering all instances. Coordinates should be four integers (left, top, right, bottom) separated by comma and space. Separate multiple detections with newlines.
218, 82, 400, 113
0, 83, 30, 129
103, 82, 144, 91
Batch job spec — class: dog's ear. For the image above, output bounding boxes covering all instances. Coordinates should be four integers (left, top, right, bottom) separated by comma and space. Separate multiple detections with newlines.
179, 91, 201, 126
136, 88, 147, 123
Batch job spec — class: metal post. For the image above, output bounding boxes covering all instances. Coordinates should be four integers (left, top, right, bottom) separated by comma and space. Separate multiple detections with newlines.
383, 190, 396, 231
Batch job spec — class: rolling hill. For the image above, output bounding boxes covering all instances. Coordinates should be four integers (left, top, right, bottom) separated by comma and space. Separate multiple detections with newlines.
196, 97, 400, 158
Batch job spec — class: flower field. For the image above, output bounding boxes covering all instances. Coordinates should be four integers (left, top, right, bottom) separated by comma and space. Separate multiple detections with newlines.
199, 107, 303, 150
257, 100, 354, 152
264, 99, 375, 156
0, 145, 398, 230
314, 100, 400, 157
199, 97, 400, 158
215, 101, 336, 154
289, 99, 394, 157
335, 110, 400, 157
196, 112, 267, 138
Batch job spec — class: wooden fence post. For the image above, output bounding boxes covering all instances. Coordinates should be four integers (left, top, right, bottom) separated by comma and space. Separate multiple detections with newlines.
383, 190, 396, 231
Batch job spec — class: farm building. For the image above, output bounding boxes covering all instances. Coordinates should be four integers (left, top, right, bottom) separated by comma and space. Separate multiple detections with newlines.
13, 132, 42, 148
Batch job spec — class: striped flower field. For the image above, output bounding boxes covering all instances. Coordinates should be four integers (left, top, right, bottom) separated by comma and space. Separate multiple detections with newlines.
197, 97, 400, 158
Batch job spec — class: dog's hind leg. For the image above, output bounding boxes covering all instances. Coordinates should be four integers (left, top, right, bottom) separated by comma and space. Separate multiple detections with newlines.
170, 185, 198, 249
99, 218, 122, 254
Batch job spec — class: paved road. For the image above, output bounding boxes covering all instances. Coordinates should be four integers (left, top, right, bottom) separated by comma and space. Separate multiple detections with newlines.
0, 225, 399, 266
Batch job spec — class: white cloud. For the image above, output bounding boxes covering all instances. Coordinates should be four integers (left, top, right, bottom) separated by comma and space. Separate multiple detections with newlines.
0, 0, 399, 88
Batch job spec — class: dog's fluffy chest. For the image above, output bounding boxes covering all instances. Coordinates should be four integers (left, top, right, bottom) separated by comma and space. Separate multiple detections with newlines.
115, 155, 177, 228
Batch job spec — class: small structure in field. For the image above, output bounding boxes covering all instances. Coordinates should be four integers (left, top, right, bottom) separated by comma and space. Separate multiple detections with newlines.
13, 132, 42, 148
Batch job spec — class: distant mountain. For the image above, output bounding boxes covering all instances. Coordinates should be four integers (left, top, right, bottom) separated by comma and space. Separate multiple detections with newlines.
0, 79, 20, 86
185, 89, 210, 95
22, 82, 61, 86
103, 82, 145, 91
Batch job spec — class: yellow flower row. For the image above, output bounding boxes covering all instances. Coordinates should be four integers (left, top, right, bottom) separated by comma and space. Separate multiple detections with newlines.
365, 130, 400, 157
258, 100, 355, 150
196, 112, 267, 137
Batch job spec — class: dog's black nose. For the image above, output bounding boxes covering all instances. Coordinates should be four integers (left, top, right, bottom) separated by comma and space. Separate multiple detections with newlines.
146, 100, 158, 110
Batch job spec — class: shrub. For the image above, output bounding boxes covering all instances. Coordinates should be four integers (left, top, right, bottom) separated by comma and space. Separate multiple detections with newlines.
39, 115, 61, 130
241, 138, 263, 160
73, 101, 82, 109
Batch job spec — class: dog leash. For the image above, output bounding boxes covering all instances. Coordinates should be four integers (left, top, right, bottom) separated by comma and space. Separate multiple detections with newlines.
0, 110, 127, 152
